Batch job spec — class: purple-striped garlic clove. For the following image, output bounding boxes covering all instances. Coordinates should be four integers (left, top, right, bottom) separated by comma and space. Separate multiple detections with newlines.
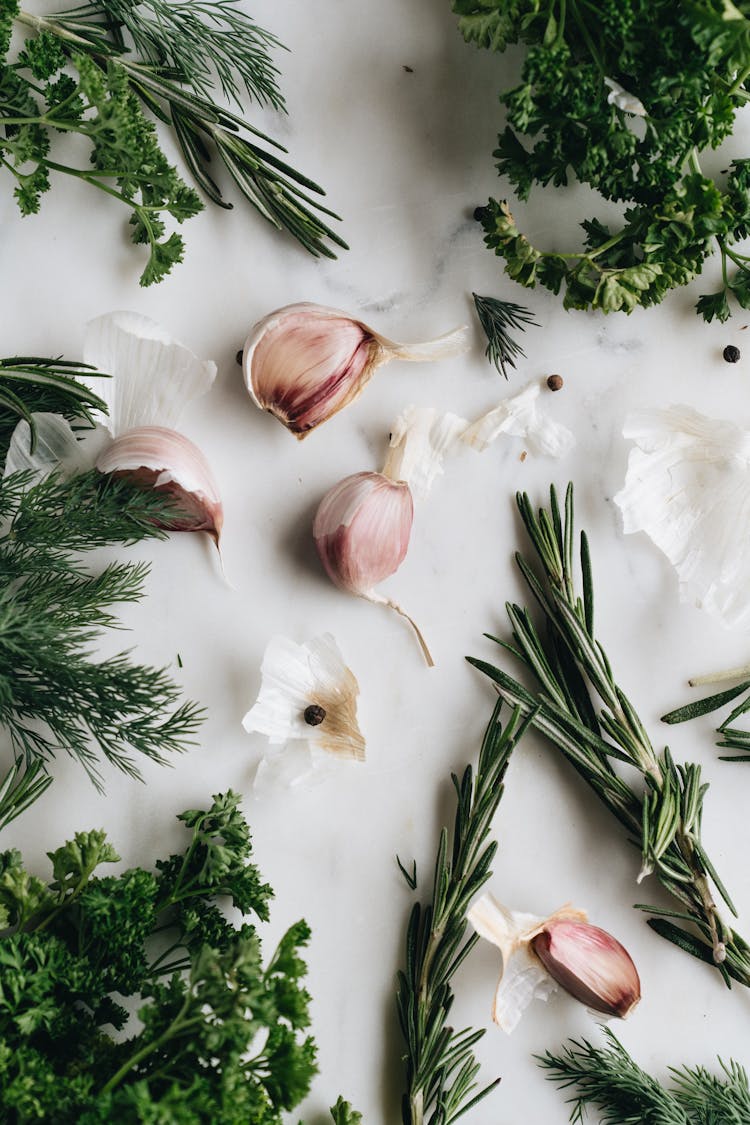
242, 302, 468, 438
96, 425, 223, 544
531, 920, 641, 1018
313, 471, 433, 665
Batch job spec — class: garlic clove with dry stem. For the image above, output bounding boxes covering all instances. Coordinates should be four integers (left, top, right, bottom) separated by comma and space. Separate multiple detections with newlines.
96, 426, 223, 542
313, 470, 433, 665
242, 302, 468, 438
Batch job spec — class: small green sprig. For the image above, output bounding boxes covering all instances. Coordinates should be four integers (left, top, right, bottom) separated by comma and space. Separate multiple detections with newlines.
468, 484, 750, 987
538, 1027, 750, 1125
397, 698, 535, 1125
663, 675, 750, 762
471, 292, 538, 378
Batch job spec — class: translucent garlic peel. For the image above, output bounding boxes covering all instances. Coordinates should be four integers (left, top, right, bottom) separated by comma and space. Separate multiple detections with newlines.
84, 311, 217, 435
467, 893, 587, 1033
382, 406, 467, 499
242, 633, 365, 762
96, 426, 223, 539
614, 405, 750, 629
461, 382, 575, 457
604, 77, 647, 116
242, 301, 468, 438
4, 414, 107, 481
383, 382, 575, 498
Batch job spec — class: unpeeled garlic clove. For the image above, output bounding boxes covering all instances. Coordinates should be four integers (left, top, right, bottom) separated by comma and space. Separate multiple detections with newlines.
242, 302, 468, 438
313, 471, 433, 665
531, 920, 641, 1018
96, 426, 223, 543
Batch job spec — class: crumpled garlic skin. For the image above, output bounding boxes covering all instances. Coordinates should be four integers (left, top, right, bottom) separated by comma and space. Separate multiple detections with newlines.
468, 894, 587, 1033
242, 302, 468, 438
4, 413, 108, 482
96, 426, 223, 541
243, 633, 365, 790
468, 893, 639, 1032
382, 382, 575, 500
313, 471, 413, 594
614, 405, 750, 629
604, 77, 647, 117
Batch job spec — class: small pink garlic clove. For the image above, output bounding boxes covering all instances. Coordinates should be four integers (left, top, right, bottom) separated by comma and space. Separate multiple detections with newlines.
96, 425, 223, 544
313, 471, 433, 665
531, 920, 641, 1018
243, 302, 468, 438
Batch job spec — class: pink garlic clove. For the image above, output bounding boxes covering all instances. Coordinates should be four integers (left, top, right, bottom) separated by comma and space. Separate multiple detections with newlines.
313, 471, 433, 665
243, 302, 468, 438
96, 425, 223, 544
531, 920, 641, 1018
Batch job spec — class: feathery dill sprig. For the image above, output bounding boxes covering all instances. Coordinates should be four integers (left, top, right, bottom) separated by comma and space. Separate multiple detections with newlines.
468, 484, 750, 988
396, 698, 535, 1125
0, 470, 204, 815
538, 1027, 750, 1125
471, 293, 538, 378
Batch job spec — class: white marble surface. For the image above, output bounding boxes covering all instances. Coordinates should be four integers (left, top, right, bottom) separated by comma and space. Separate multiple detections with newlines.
4, 2, 750, 1121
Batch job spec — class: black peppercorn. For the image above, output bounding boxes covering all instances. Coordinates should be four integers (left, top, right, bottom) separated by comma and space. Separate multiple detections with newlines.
303, 704, 326, 726
547, 374, 564, 391
723, 345, 741, 363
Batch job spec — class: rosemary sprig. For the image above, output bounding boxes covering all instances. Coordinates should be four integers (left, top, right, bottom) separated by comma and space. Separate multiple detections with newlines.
468, 484, 750, 987
663, 678, 750, 762
0, 356, 106, 456
397, 698, 535, 1125
538, 1027, 750, 1124
471, 293, 538, 378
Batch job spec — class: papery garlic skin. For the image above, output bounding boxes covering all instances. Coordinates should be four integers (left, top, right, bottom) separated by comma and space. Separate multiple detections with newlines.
96, 426, 223, 541
243, 302, 468, 438
4, 414, 108, 482
604, 77, 647, 117
243, 633, 365, 767
313, 471, 413, 594
531, 921, 641, 1019
84, 311, 216, 435
615, 406, 750, 629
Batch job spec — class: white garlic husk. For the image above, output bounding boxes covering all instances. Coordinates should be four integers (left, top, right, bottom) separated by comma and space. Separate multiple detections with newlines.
382, 381, 575, 500
242, 302, 468, 438
615, 405, 750, 629
4, 413, 108, 482
604, 77, 647, 117
243, 633, 365, 789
